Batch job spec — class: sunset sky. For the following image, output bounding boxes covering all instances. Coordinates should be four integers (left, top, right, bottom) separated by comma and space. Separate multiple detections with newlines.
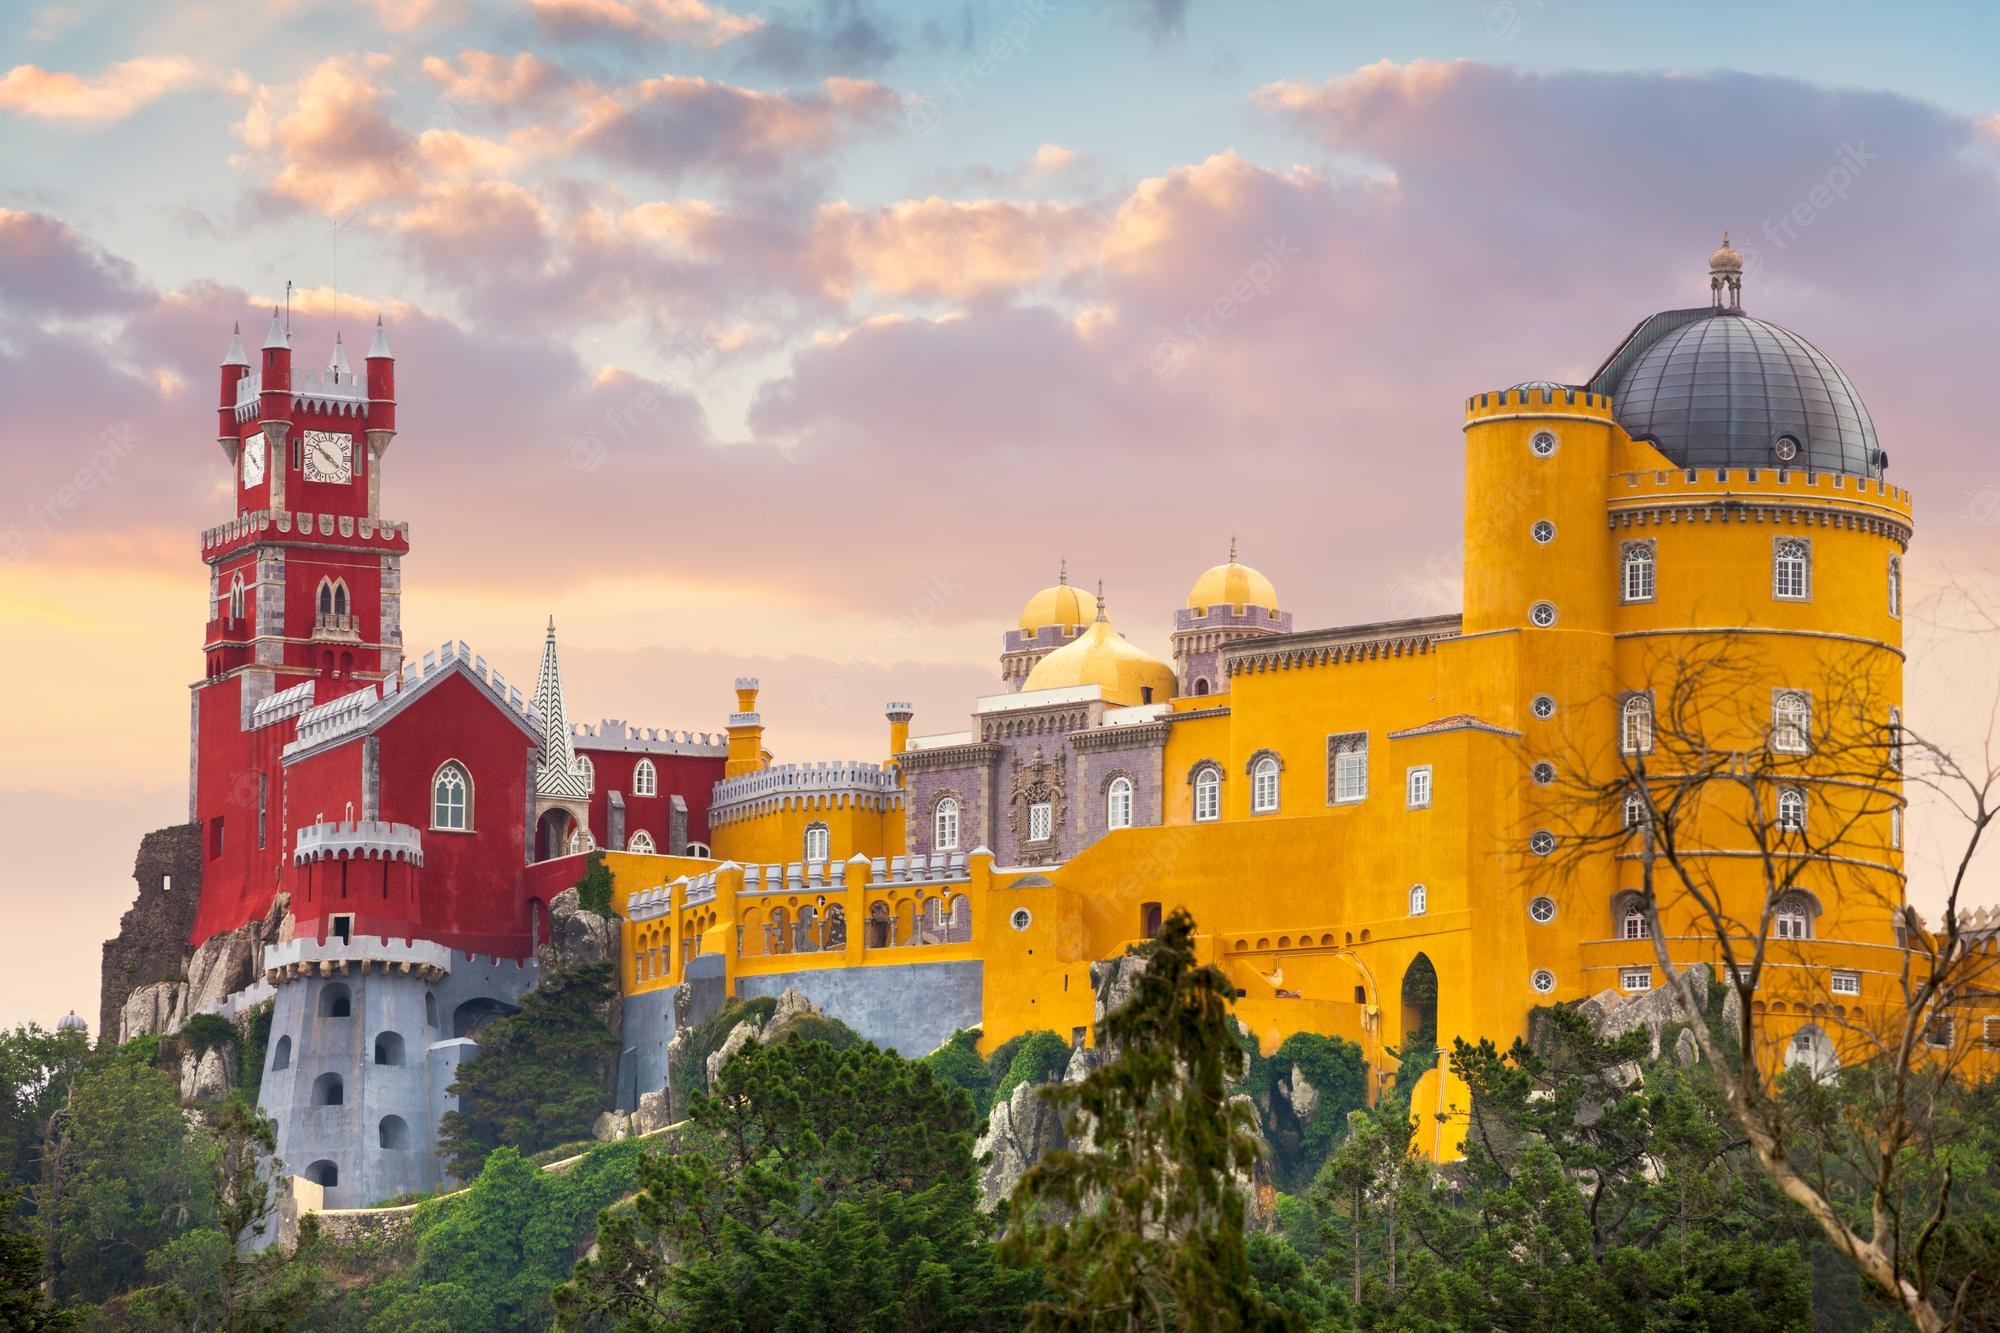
4, 0, 1999, 1029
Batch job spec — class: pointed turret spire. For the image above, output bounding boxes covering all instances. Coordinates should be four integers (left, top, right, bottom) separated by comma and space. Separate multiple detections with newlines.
367, 313, 393, 360
262, 306, 286, 350
532, 617, 591, 800
328, 331, 352, 381
222, 321, 249, 367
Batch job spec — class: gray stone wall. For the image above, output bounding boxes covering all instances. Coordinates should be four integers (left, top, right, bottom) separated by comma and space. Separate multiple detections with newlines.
99, 824, 203, 1037
1073, 732, 1167, 846
735, 959, 983, 1058
258, 953, 539, 1207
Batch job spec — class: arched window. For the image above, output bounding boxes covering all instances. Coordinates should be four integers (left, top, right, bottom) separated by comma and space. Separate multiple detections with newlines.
947, 894, 972, 943
432, 761, 471, 830
1773, 892, 1815, 940
1622, 906, 1650, 940
1787, 1025, 1838, 1079
1887, 556, 1901, 619
424, 992, 438, 1029
305, 1160, 338, 1188
228, 573, 245, 621
577, 755, 594, 788
373, 1032, 404, 1066
1888, 707, 1903, 774
333, 581, 348, 616
378, 1115, 410, 1149
1620, 541, 1655, 603
1193, 679, 1210, 696
318, 983, 351, 1018
1773, 538, 1811, 601
1409, 884, 1427, 916
934, 797, 960, 851
628, 829, 657, 854
633, 759, 657, 797
271, 1035, 291, 1071
317, 579, 333, 615
1623, 789, 1646, 829
1193, 766, 1221, 822
804, 822, 830, 863
1107, 777, 1134, 830
1251, 756, 1280, 814
1621, 694, 1654, 755
567, 825, 595, 855
1776, 787, 1807, 833
311, 1072, 344, 1106
1772, 692, 1811, 754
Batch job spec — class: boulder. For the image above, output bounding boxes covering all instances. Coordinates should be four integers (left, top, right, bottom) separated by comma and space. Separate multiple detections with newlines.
179, 1046, 234, 1103
121, 981, 187, 1043
1673, 1027, 1701, 1067
632, 1087, 674, 1136
537, 887, 620, 974
1090, 952, 1150, 1030
592, 1111, 631, 1142
705, 1020, 760, 1088
1583, 966, 1715, 1060
1289, 1068, 1319, 1124
184, 927, 260, 1016
760, 987, 822, 1042
976, 1077, 1067, 1211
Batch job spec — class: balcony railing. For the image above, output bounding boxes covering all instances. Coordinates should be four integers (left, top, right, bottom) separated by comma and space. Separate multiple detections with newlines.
313, 612, 362, 641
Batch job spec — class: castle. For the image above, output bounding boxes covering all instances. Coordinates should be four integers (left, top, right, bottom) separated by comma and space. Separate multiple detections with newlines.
115, 240, 1999, 1206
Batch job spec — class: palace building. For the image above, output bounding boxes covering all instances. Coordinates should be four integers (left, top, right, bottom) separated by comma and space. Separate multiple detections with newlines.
146, 242, 1996, 1206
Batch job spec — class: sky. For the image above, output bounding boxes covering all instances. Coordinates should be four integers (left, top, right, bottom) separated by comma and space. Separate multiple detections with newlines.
3, 0, 2000, 1030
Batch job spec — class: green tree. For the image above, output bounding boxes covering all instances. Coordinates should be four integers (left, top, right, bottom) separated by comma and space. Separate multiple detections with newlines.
0, 1187, 73, 1331
557, 1036, 1032, 1330
43, 1049, 210, 1303
0, 1023, 90, 1195
1002, 910, 1295, 1332
1313, 1100, 1412, 1309
122, 1097, 330, 1331
439, 962, 622, 1177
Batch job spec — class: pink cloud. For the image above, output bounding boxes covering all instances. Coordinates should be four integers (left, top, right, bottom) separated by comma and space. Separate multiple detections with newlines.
0, 56, 201, 122
420, 50, 574, 106
527, 0, 762, 46
234, 56, 419, 214
571, 74, 897, 181
0, 210, 147, 315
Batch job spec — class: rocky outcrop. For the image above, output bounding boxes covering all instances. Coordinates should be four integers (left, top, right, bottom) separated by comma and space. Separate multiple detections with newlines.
117, 896, 288, 1043
120, 982, 186, 1045
536, 888, 619, 974
1574, 964, 1739, 1061
99, 824, 203, 1038
178, 1046, 235, 1104
704, 1019, 760, 1088
594, 1086, 676, 1142
977, 1076, 1068, 1208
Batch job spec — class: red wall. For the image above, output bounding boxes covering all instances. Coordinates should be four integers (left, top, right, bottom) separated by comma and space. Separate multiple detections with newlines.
190, 675, 297, 942
578, 747, 723, 849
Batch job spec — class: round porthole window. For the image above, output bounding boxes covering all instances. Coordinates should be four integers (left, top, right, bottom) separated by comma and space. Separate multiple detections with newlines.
1010, 908, 1032, 931
1530, 430, 1558, 458
1531, 695, 1557, 720
1531, 520, 1556, 544
1531, 969, 1557, 994
1531, 761, 1556, 785
1773, 434, 1801, 463
1530, 830, 1557, 857
1529, 896, 1557, 924
1529, 601, 1558, 628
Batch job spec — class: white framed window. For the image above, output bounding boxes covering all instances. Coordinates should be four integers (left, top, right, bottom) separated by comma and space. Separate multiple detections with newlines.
1887, 556, 1901, 619
1328, 733, 1368, 804
1406, 765, 1432, 810
1773, 691, 1812, 754
1888, 707, 1902, 774
1251, 756, 1280, 814
431, 761, 471, 831
1777, 787, 1807, 833
1830, 970, 1860, 997
1621, 694, 1654, 756
1409, 884, 1427, 916
628, 829, 657, 854
934, 796, 960, 851
578, 754, 595, 788
1891, 806, 1903, 849
1622, 906, 1650, 940
1620, 969, 1652, 992
1529, 429, 1558, 458
1529, 601, 1558, 628
1192, 767, 1221, 822
1107, 777, 1134, 830
1028, 801, 1053, 842
1010, 907, 1032, 932
1984, 1015, 2000, 1049
1531, 969, 1557, 994
1773, 538, 1811, 601
804, 823, 830, 863
1623, 789, 1646, 829
1620, 540, 1656, 603
632, 759, 657, 797
567, 825, 595, 855
1774, 903, 1811, 940
1529, 896, 1557, 924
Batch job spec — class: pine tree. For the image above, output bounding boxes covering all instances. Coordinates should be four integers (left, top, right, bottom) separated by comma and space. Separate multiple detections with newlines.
1002, 910, 1295, 1332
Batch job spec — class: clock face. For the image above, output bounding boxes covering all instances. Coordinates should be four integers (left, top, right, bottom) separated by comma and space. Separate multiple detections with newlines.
241, 431, 266, 487
302, 429, 353, 484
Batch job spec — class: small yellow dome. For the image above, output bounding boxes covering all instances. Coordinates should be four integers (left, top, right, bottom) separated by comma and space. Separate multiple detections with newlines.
1019, 579, 1097, 634
1186, 559, 1280, 614
1708, 231, 1743, 273
1022, 615, 1176, 706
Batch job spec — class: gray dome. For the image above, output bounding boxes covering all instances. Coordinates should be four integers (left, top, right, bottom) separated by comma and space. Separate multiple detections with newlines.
1591, 308, 1882, 477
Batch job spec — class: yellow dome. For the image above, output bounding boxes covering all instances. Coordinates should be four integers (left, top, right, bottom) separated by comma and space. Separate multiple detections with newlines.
1019, 580, 1097, 634
1186, 560, 1280, 614
1022, 616, 1176, 706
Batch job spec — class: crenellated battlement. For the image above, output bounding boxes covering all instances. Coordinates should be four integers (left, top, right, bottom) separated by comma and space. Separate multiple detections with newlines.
250, 680, 317, 731
293, 819, 424, 866
284, 640, 536, 757
709, 760, 906, 824
261, 934, 453, 984
1607, 465, 1912, 512
1464, 384, 1616, 424
624, 850, 976, 923
572, 718, 726, 756
202, 508, 411, 556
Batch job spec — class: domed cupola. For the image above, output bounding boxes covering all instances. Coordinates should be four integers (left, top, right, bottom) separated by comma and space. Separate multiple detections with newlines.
1023, 584, 1176, 707
1171, 540, 1292, 697
1588, 236, 1883, 478
57, 1010, 87, 1034
1001, 563, 1100, 691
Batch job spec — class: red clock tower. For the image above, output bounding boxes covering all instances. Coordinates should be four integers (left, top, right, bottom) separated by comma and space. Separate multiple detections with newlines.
192, 311, 411, 937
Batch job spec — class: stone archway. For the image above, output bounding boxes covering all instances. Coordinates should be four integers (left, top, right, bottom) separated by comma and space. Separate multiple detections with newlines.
1400, 953, 1438, 1050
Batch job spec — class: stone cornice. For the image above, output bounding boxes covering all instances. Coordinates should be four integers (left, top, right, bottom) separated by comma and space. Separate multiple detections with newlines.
1069, 722, 1169, 752
1224, 615, 1462, 677
1606, 497, 1912, 548
895, 742, 1001, 773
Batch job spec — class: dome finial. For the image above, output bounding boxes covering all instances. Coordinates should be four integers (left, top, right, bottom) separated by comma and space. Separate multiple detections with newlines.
1095, 579, 1107, 622
1709, 231, 1744, 310
1058, 558, 1067, 585
1228, 534, 1237, 563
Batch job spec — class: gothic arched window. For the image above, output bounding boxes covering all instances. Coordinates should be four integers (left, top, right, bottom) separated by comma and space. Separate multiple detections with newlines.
432, 761, 471, 831
633, 759, 657, 797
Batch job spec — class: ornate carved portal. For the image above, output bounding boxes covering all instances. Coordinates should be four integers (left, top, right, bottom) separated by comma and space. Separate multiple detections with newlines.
1008, 746, 1068, 866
